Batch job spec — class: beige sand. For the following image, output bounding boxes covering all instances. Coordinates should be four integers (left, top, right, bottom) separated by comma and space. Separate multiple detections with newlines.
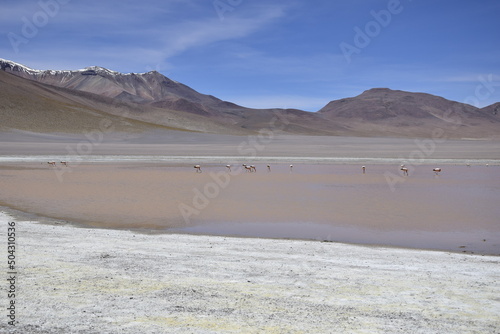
0, 162, 499, 254
2, 131, 500, 159
1, 211, 499, 333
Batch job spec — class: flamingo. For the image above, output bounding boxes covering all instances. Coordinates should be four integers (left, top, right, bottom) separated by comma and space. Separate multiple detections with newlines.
194, 165, 202, 173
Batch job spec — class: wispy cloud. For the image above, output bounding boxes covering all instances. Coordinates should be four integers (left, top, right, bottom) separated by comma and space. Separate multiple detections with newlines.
157, 6, 287, 59
1, 1, 288, 72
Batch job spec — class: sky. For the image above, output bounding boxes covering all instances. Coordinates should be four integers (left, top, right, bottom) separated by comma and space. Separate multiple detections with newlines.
1, 0, 499, 111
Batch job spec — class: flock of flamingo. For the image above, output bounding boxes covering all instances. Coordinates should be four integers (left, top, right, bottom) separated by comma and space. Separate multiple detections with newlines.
192, 163, 447, 175
47, 161, 68, 167
193, 164, 292, 173
44, 160, 491, 176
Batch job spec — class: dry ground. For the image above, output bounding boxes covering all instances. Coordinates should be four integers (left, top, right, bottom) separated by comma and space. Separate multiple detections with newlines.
1, 211, 499, 333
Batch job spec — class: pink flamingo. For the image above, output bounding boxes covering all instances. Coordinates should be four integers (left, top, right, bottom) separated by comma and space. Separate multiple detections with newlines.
400, 165, 408, 176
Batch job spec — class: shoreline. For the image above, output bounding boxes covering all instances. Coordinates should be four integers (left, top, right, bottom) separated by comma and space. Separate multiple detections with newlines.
1, 204, 498, 257
0, 154, 499, 165
2, 133, 500, 161
2, 210, 499, 333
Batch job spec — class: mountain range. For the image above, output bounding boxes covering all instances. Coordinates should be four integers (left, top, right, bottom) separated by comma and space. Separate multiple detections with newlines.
1, 59, 499, 139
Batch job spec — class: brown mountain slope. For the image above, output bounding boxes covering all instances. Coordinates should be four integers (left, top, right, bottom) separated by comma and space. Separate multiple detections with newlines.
0, 70, 249, 134
0, 67, 341, 136
481, 102, 500, 116
0, 60, 347, 136
0, 59, 248, 121
1, 61, 206, 103
0, 70, 151, 133
318, 88, 500, 138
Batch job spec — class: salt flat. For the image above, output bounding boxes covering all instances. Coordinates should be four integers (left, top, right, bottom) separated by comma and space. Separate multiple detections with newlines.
1, 131, 500, 160
1, 211, 499, 333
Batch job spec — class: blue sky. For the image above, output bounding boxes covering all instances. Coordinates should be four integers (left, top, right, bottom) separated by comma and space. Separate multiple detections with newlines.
1, 0, 499, 111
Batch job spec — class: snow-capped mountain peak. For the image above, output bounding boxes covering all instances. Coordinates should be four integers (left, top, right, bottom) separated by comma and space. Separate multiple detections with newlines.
78, 66, 121, 76
0, 59, 147, 77
0, 59, 224, 108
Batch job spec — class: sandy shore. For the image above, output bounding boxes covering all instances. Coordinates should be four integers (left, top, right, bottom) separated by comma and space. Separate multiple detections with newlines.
1, 211, 499, 333
1, 131, 500, 159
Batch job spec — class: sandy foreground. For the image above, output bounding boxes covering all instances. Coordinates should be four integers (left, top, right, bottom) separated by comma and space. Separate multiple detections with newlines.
1, 211, 499, 334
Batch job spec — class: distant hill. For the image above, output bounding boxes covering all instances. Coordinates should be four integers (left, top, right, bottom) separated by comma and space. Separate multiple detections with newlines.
318, 88, 500, 138
480, 102, 500, 117
1, 59, 499, 138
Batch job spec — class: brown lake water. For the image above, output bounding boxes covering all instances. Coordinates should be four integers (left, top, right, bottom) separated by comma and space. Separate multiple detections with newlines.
170, 164, 500, 255
0, 162, 499, 255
